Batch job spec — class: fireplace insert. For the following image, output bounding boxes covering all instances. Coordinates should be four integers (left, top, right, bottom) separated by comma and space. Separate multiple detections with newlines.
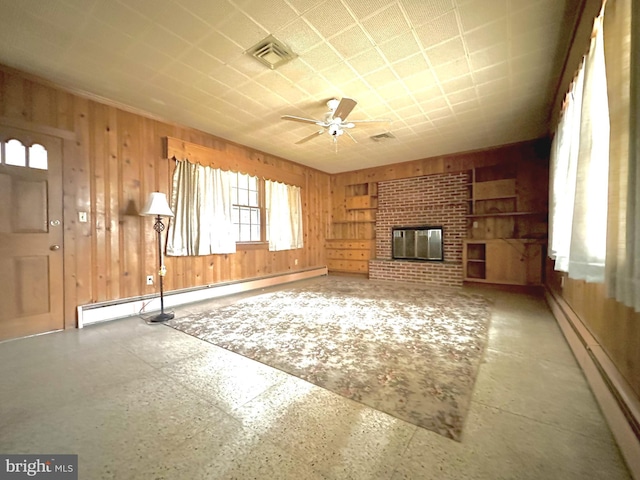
392, 226, 443, 261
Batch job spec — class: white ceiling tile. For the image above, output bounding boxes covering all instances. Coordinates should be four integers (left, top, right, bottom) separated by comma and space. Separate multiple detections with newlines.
92, 1, 153, 39
362, 4, 411, 45
458, 0, 507, 32
301, 43, 344, 71
238, 0, 299, 32
425, 37, 466, 66
440, 74, 474, 94
180, 0, 239, 27
217, 11, 269, 50
469, 43, 509, 70
414, 10, 460, 48
209, 65, 251, 91
472, 62, 508, 84
402, 0, 455, 27
145, 2, 212, 44
433, 58, 471, 82
330, 26, 374, 59
321, 62, 359, 85
141, 27, 191, 58
392, 54, 430, 79
348, 0, 392, 19
378, 31, 421, 64
197, 31, 244, 63
304, 0, 357, 38
419, 94, 449, 111
447, 87, 477, 105
363, 67, 399, 88
0, 0, 583, 173
401, 70, 438, 92
346, 48, 388, 76
179, 48, 224, 75
276, 18, 323, 54
464, 19, 508, 53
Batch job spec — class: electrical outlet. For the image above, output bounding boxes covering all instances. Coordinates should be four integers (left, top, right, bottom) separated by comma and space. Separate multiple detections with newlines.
294, 259, 298, 265
146, 275, 154, 286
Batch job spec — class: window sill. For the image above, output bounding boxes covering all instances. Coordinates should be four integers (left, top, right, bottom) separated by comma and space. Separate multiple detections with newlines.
236, 242, 269, 251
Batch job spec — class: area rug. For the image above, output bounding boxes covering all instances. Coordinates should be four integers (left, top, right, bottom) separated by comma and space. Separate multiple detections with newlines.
168, 277, 492, 441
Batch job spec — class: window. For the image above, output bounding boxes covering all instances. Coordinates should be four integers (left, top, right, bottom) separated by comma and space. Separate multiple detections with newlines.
230, 172, 263, 243
0, 139, 48, 170
167, 160, 303, 256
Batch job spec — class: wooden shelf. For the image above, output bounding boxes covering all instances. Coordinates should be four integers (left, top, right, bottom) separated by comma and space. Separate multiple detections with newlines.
466, 211, 546, 218
332, 220, 376, 224
473, 195, 518, 201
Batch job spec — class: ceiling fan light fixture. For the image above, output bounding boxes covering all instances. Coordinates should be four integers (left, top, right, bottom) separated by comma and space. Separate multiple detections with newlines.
245, 35, 297, 70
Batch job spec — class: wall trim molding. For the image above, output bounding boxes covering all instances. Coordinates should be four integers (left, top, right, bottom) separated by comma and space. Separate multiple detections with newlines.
78, 267, 327, 327
545, 287, 640, 479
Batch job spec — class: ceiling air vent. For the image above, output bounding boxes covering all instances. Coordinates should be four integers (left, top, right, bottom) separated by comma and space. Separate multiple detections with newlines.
370, 132, 396, 142
246, 35, 297, 70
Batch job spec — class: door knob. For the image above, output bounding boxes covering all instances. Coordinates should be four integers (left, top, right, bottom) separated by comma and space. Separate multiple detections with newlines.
50, 245, 60, 251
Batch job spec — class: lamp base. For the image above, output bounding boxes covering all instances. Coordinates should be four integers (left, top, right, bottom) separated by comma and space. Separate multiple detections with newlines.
149, 311, 175, 323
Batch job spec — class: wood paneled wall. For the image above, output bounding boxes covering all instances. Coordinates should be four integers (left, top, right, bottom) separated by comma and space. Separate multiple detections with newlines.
547, 264, 640, 398
329, 139, 549, 240
0, 65, 331, 326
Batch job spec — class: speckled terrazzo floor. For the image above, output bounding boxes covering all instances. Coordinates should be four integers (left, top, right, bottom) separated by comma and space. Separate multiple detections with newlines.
0, 276, 631, 479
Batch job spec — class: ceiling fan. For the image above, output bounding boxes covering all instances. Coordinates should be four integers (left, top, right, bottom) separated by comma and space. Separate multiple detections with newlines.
281, 98, 390, 145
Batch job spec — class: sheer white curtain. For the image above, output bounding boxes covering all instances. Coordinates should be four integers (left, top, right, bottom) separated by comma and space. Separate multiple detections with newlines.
166, 160, 236, 256
567, 14, 610, 282
549, 64, 585, 271
603, 0, 639, 311
265, 180, 303, 251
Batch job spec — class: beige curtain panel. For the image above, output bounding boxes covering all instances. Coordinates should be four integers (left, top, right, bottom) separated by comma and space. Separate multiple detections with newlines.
166, 160, 236, 256
604, 0, 639, 311
266, 180, 303, 251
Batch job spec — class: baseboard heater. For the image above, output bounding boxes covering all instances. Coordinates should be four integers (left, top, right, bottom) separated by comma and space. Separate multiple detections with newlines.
545, 287, 640, 480
77, 266, 328, 327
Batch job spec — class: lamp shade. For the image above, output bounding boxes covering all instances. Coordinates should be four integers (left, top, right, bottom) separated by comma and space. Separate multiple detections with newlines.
139, 192, 174, 217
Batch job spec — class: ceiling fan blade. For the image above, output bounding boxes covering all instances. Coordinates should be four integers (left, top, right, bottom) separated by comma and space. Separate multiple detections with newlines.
281, 115, 323, 125
333, 98, 357, 121
295, 130, 325, 144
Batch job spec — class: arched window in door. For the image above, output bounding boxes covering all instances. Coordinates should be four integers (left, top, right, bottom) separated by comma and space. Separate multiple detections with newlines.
1, 139, 48, 170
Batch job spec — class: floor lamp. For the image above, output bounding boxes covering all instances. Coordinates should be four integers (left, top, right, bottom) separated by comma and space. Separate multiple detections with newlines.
140, 192, 175, 322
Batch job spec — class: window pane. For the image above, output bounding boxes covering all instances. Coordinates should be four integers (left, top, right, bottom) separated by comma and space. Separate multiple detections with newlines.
239, 207, 250, 224
232, 206, 239, 223
249, 190, 259, 207
238, 188, 249, 205
240, 224, 250, 242
232, 186, 238, 204
248, 175, 257, 190
5, 139, 26, 167
29, 144, 48, 170
251, 225, 260, 241
250, 208, 259, 224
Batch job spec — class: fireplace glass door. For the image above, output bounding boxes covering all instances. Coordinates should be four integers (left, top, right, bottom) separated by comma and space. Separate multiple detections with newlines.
392, 226, 443, 261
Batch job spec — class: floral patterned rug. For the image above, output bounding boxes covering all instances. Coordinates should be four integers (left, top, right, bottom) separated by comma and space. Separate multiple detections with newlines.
168, 277, 492, 441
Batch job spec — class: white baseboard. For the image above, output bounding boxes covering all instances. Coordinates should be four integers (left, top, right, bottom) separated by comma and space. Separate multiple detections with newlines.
545, 288, 640, 480
77, 267, 328, 327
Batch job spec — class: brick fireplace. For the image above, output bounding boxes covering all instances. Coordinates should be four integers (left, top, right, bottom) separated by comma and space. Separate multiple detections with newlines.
369, 172, 468, 286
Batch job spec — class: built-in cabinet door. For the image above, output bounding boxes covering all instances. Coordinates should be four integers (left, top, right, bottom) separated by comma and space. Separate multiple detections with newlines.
485, 241, 528, 285
0, 126, 64, 341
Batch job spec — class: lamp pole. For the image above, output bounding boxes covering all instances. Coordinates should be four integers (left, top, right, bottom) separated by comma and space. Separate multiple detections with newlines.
140, 192, 175, 323
152, 214, 173, 322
